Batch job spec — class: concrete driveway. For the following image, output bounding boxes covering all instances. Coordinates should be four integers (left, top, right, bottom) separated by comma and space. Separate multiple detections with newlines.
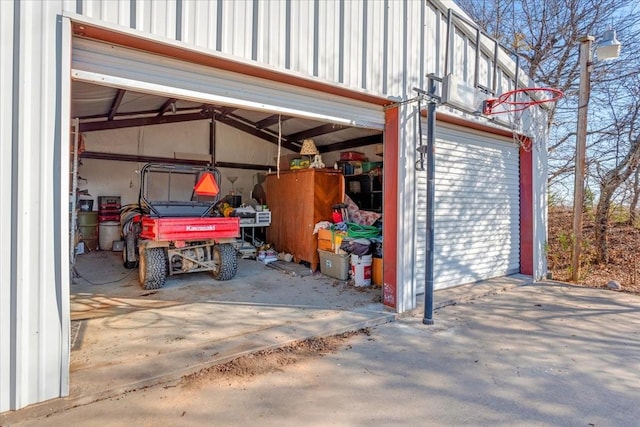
4, 281, 639, 426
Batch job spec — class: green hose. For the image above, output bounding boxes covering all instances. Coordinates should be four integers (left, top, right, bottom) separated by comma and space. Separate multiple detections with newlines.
346, 222, 380, 238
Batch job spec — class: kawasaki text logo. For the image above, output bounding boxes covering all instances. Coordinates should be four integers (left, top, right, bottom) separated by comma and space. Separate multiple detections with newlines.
186, 225, 215, 231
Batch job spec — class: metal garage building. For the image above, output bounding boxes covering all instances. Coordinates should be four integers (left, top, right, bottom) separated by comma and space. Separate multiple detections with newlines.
1, 0, 549, 411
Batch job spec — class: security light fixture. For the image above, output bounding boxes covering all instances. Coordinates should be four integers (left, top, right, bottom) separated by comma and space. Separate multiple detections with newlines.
596, 29, 622, 61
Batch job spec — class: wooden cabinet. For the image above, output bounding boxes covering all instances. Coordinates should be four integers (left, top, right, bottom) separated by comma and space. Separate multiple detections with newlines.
265, 169, 344, 271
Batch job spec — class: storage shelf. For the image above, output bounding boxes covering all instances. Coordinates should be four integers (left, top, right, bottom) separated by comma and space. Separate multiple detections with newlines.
345, 173, 383, 212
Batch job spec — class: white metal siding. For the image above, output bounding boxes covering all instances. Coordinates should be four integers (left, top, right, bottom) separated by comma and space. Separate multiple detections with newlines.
414, 169, 428, 293
431, 124, 520, 289
0, 0, 15, 411
1, 0, 71, 412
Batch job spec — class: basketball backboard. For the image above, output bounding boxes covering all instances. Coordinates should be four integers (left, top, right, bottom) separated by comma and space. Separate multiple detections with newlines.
440, 74, 489, 115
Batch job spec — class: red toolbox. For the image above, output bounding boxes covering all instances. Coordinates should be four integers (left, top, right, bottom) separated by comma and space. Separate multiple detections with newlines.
340, 151, 366, 161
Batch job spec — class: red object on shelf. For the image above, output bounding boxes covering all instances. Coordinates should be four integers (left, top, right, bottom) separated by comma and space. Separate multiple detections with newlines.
340, 151, 366, 161
98, 214, 120, 222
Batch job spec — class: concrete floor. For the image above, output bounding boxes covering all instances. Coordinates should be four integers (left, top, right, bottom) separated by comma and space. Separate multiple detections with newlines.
71, 250, 384, 313
1, 250, 532, 424
66, 251, 393, 405
8, 281, 640, 426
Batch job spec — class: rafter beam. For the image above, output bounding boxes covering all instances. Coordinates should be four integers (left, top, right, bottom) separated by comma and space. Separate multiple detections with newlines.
80, 151, 271, 170
319, 134, 383, 153
286, 123, 348, 142
107, 89, 126, 121
79, 112, 210, 132
255, 114, 293, 129
213, 111, 300, 152
157, 97, 178, 117
81, 151, 209, 165
218, 106, 237, 117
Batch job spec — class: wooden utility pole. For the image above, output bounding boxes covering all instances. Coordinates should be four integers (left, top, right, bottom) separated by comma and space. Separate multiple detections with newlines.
571, 36, 594, 282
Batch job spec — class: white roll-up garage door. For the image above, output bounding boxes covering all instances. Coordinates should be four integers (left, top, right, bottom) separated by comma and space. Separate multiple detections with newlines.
431, 123, 520, 289
71, 38, 385, 130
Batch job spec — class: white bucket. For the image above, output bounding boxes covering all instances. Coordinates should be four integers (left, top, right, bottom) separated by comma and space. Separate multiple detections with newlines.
99, 221, 121, 251
350, 254, 372, 286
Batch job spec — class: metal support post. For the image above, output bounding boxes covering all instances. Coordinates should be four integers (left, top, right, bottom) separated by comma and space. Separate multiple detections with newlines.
423, 77, 437, 325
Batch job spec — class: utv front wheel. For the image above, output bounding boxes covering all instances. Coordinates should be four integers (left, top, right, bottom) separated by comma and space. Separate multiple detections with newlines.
139, 247, 167, 290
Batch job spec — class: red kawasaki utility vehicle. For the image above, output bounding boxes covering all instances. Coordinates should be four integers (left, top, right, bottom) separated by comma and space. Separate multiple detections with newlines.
122, 163, 240, 290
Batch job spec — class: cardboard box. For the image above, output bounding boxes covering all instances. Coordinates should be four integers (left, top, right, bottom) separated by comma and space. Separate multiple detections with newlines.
317, 229, 346, 253
318, 238, 333, 251
318, 249, 350, 280
318, 229, 333, 241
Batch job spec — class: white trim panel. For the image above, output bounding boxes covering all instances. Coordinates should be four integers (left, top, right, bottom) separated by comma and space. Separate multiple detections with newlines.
71, 38, 385, 130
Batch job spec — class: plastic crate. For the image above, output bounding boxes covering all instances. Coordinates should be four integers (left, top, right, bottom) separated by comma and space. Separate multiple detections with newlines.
98, 208, 121, 215
98, 214, 120, 222
98, 196, 121, 206
317, 249, 350, 280
255, 211, 271, 225
98, 202, 121, 211
362, 162, 383, 173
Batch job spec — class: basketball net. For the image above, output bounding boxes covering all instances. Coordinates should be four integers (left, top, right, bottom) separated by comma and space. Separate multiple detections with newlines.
505, 106, 533, 152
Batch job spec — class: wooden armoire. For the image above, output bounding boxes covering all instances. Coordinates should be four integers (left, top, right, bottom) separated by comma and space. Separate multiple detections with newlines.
265, 169, 344, 271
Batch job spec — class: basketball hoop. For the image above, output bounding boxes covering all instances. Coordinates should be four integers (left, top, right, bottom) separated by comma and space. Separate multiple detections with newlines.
483, 87, 563, 152
483, 87, 563, 115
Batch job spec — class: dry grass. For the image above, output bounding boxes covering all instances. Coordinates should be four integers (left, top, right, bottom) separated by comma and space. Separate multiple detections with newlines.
547, 206, 640, 294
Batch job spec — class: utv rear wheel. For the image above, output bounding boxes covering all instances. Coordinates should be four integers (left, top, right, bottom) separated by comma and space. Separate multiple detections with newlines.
139, 247, 167, 290
211, 244, 237, 281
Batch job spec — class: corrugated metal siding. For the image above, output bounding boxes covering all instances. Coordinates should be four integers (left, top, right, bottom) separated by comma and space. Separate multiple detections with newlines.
316, 1, 340, 82
395, 102, 419, 313
0, 0, 15, 412
289, 1, 315, 77
432, 124, 520, 289
254, 1, 287, 69
0, 0, 71, 412
415, 168, 428, 293
136, 0, 178, 40
182, 1, 219, 51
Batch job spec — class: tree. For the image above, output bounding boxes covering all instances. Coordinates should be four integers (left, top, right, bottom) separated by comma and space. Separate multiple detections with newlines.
591, 76, 640, 262
630, 167, 640, 225
457, 0, 640, 266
